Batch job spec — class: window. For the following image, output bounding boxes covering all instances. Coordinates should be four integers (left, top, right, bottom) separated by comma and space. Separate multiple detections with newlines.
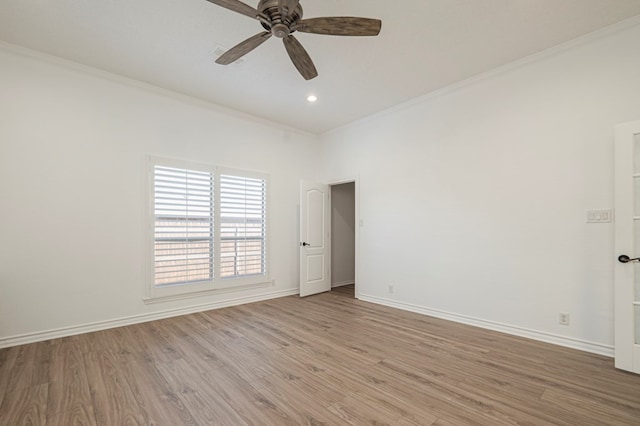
147, 157, 268, 301
220, 174, 266, 279
154, 166, 214, 286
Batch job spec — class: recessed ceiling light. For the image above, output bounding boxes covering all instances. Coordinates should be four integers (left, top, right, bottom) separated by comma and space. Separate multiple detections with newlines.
307, 95, 318, 103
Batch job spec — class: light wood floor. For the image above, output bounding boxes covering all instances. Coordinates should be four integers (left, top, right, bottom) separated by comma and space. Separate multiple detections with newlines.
1, 285, 640, 425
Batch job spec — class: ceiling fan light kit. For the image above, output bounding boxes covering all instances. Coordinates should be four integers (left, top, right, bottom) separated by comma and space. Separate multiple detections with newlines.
206, 0, 382, 80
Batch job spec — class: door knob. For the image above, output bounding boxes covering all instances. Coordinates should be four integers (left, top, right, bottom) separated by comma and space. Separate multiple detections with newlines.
301, 242, 310, 247
618, 254, 640, 263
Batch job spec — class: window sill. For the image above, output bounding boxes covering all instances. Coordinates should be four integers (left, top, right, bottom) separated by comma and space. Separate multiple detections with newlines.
143, 279, 274, 305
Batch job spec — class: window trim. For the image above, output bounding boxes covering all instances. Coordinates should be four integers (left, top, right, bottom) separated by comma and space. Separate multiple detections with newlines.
145, 156, 271, 303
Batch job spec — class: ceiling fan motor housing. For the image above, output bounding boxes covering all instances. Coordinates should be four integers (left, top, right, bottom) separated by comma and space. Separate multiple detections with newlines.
258, 0, 303, 36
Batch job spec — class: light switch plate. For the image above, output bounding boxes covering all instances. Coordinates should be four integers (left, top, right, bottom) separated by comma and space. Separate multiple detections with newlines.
586, 209, 612, 223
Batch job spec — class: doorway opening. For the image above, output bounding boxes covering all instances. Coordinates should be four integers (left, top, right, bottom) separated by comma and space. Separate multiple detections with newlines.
330, 181, 356, 298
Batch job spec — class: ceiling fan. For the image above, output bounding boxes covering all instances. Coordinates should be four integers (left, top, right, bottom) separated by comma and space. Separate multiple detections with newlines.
206, 0, 382, 80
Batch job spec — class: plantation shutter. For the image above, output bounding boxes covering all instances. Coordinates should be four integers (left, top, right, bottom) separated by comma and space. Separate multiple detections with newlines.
154, 166, 214, 285
219, 174, 267, 279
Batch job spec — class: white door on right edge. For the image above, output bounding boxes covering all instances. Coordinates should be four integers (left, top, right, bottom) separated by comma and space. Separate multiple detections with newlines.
614, 119, 640, 374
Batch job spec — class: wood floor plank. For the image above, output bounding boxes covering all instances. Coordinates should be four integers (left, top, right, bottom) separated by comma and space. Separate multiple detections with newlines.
168, 334, 224, 374
0, 346, 19, 366
259, 352, 347, 407
47, 404, 97, 426
155, 358, 248, 425
327, 392, 405, 426
541, 387, 640, 424
0, 348, 18, 410
244, 313, 306, 346
83, 350, 147, 425
5, 341, 52, 393
477, 349, 640, 411
319, 362, 440, 425
61, 330, 116, 354
119, 352, 197, 425
0, 383, 48, 426
227, 315, 292, 351
430, 418, 460, 426
203, 336, 277, 382
376, 355, 562, 425
195, 311, 246, 340
252, 372, 347, 425
203, 366, 298, 425
47, 341, 93, 417
286, 343, 488, 425
129, 322, 184, 363
100, 326, 147, 355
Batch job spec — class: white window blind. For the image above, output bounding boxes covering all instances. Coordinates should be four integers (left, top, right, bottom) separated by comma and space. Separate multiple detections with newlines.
220, 174, 267, 279
154, 166, 214, 286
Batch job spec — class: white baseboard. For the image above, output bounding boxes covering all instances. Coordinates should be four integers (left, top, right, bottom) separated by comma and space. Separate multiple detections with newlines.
358, 294, 614, 358
332, 280, 355, 288
0, 288, 299, 349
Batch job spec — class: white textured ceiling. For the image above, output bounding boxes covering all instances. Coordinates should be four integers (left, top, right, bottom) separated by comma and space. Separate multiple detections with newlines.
2, 0, 640, 134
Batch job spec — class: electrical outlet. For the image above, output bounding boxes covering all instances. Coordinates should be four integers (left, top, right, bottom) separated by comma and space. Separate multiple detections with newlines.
559, 312, 570, 326
388, 284, 395, 294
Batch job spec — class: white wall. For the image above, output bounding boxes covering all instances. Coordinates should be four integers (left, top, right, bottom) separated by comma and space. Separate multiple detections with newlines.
321, 21, 640, 354
331, 182, 355, 286
0, 45, 321, 345
3, 21, 640, 355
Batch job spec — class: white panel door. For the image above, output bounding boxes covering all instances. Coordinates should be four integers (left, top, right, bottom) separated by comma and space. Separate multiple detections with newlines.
300, 181, 331, 297
614, 120, 640, 374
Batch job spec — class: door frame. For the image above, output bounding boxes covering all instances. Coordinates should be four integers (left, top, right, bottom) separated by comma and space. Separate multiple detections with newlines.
329, 176, 360, 299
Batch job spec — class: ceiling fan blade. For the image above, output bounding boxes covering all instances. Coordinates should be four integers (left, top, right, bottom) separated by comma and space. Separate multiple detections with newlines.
279, 0, 300, 19
283, 35, 318, 80
296, 17, 382, 36
216, 32, 272, 65
204, 0, 259, 20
